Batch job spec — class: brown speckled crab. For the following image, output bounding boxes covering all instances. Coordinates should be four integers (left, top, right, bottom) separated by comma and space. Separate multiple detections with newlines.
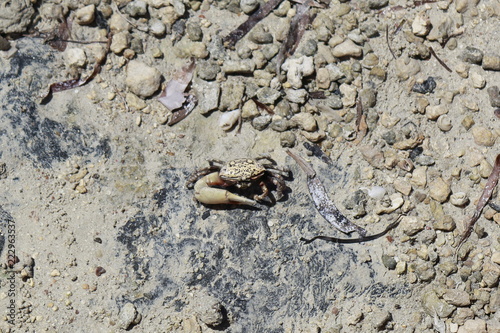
186, 156, 290, 206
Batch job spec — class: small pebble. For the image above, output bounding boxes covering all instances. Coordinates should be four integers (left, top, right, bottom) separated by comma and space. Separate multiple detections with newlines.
110, 31, 130, 54
470, 72, 486, 89
64, 48, 87, 68
125, 61, 161, 97
482, 55, 500, 71
125, 0, 148, 17
251, 115, 272, 130
471, 126, 496, 146
291, 113, 317, 132
487, 86, 500, 107
74, 4, 95, 25
428, 177, 450, 203
331, 39, 362, 58
426, 104, 448, 120
412, 77, 436, 94
443, 290, 470, 306
400, 215, 425, 236
461, 46, 484, 65
119, 303, 140, 330
382, 254, 397, 270
412, 12, 431, 37
280, 132, 296, 147
437, 115, 452, 132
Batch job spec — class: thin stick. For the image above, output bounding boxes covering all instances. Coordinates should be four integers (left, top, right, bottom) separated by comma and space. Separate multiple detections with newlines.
386, 25, 396, 60
456, 154, 500, 255
429, 46, 452, 73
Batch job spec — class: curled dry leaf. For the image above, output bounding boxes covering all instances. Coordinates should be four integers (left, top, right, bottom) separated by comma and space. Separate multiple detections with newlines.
158, 59, 196, 111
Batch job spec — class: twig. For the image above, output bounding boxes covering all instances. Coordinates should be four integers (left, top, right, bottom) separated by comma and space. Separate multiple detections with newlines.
456, 154, 500, 255
386, 25, 396, 60
429, 46, 452, 73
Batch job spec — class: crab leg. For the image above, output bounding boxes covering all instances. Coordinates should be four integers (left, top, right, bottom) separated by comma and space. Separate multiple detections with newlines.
193, 172, 257, 206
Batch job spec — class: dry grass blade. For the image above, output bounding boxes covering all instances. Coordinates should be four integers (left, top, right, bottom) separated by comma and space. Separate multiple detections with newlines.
456, 154, 500, 255
223, 0, 284, 48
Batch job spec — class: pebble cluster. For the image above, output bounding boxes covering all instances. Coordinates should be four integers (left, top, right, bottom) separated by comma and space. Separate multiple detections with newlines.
3, 0, 500, 331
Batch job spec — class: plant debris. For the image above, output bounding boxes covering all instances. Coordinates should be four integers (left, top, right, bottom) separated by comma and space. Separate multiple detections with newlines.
40, 34, 111, 104
353, 98, 368, 145
223, 0, 284, 48
456, 154, 500, 255
276, 1, 316, 79
286, 149, 367, 237
158, 59, 197, 126
303, 142, 332, 165
429, 47, 452, 73
46, 17, 72, 51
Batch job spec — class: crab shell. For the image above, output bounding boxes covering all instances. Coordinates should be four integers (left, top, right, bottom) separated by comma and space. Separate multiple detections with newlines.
218, 159, 266, 188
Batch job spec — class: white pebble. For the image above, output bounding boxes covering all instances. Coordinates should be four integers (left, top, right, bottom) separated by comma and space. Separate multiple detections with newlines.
219, 109, 241, 131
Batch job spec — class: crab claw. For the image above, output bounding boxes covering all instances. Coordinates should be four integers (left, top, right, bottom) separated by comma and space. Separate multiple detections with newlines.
193, 172, 257, 206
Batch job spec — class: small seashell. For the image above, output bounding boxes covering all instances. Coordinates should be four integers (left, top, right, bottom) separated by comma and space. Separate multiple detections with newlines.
450, 192, 469, 207
436, 115, 452, 132
219, 109, 241, 131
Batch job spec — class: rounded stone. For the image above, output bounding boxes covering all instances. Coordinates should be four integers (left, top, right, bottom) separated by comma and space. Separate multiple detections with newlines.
471, 126, 496, 146
428, 177, 451, 203
126, 61, 161, 98
75, 4, 95, 25
280, 132, 296, 148
331, 39, 363, 58
64, 48, 87, 68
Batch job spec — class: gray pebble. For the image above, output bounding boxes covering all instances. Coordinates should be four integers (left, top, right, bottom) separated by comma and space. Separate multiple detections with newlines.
252, 115, 272, 130
237, 44, 253, 59
461, 46, 484, 65
438, 261, 458, 276
285, 89, 308, 104
222, 59, 256, 74
219, 79, 245, 110
359, 88, 377, 108
382, 131, 397, 145
256, 87, 281, 104
125, 0, 148, 17
274, 99, 292, 117
368, 0, 388, 9
262, 44, 280, 60
415, 261, 436, 281
0, 35, 11, 51
197, 60, 220, 81
415, 155, 435, 166
487, 86, 500, 107
207, 35, 226, 60
422, 291, 455, 318
271, 118, 290, 132
193, 80, 220, 114
149, 19, 166, 36
299, 39, 318, 57
371, 310, 392, 330
130, 37, 144, 54
482, 269, 500, 287
443, 290, 471, 306
249, 25, 273, 44
280, 132, 296, 147
382, 254, 397, 270
119, 302, 141, 329
316, 95, 343, 111
240, 0, 259, 13
186, 21, 203, 41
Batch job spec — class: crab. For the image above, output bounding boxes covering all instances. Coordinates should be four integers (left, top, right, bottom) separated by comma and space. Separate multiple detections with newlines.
186, 156, 290, 206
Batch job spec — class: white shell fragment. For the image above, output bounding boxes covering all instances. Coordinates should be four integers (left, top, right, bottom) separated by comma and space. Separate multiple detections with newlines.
363, 186, 387, 199
450, 192, 469, 207
219, 109, 241, 131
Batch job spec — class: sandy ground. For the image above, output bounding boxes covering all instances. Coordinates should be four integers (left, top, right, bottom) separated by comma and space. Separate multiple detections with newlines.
1, 0, 500, 332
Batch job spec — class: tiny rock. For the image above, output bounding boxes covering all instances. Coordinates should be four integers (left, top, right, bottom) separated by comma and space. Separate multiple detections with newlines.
470, 72, 486, 89
483, 55, 500, 71
75, 4, 95, 25
400, 215, 425, 236
64, 48, 87, 68
331, 39, 363, 58
471, 126, 496, 146
443, 289, 471, 306
450, 192, 469, 206
426, 104, 448, 120
410, 166, 427, 187
412, 12, 431, 37
339, 83, 357, 107
458, 319, 487, 333
291, 113, 317, 132
428, 177, 451, 203
375, 193, 404, 214
125, 61, 161, 98
119, 302, 141, 330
